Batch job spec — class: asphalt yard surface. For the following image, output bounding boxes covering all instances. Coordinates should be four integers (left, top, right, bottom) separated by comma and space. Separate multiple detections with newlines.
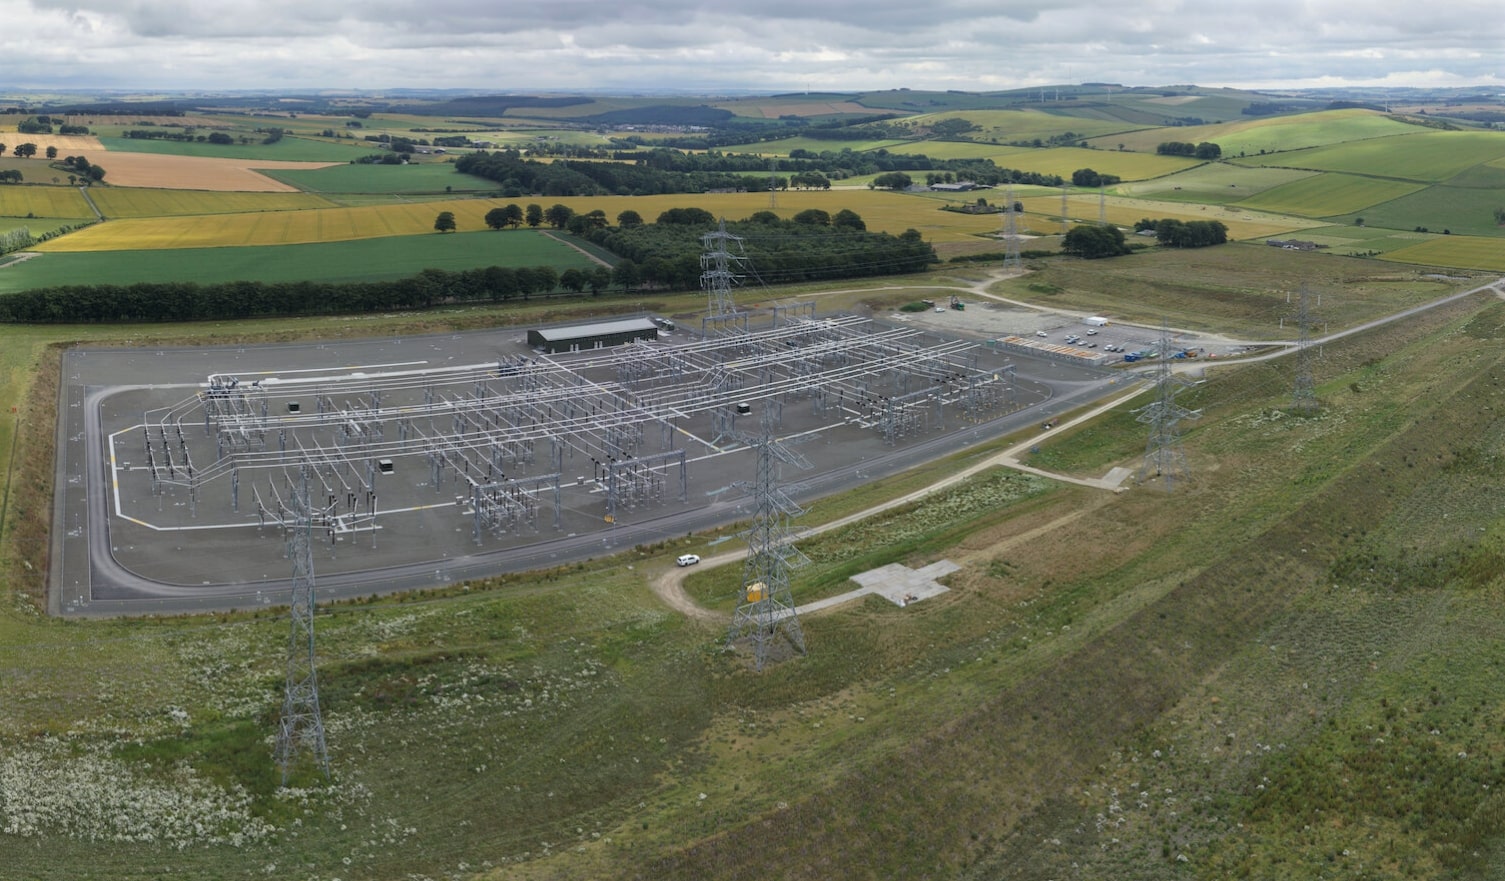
52, 313, 1124, 617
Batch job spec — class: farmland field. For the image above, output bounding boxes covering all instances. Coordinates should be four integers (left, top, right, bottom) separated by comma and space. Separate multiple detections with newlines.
1233, 130, 1505, 182
98, 135, 363, 163
884, 142, 1199, 180
1117, 163, 1317, 203
1319, 183, 1505, 237
0, 229, 600, 291
0, 186, 94, 218
1232, 172, 1426, 217
990, 241, 1473, 332
1016, 194, 1314, 241
33, 190, 1015, 252
1088, 108, 1421, 156
1380, 234, 1505, 272
259, 162, 497, 195
89, 188, 337, 218
87, 152, 343, 191
905, 109, 1133, 142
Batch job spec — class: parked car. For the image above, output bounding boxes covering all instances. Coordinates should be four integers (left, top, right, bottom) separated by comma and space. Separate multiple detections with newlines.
676, 554, 701, 567
1035, 330, 1048, 337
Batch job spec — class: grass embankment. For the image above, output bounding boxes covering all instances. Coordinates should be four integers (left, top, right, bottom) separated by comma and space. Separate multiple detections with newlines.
3, 272, 1505, 879
993, 242, 1480, 337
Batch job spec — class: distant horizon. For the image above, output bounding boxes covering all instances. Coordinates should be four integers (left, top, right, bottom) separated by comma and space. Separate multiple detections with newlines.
5, 0, 1498, 96
1, 82, 1500, 102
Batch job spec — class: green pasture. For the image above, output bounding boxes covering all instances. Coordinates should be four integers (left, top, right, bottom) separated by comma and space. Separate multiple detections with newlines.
989, 241, 1471, 334
98, 135, 362, 162
1234, 130, 1505, 182
0, 229, 601, 292
0, 186, 93, 219
1232, 172, 1426, 217
0, 158, 57, 183
720, 136, 913, 156
88, 188, 337, 218
258, 162, 498, 195
1381, 234, 1505, 272
1090, 108, 1419, 157
0, 216, 89, 241
1117, 163, 1317, 203
876, 140, 1034, 162
1272, 224, 1445, 256
905, 109, 1133, 142
1445, 161, 1505, 189
996, 145, 1199, 181
1323, 183, 1505, 237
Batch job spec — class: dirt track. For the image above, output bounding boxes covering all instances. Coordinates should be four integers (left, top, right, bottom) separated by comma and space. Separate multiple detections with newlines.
650, 382, 1149, 622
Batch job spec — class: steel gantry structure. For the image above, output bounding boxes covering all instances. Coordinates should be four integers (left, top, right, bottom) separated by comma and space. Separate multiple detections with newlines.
128, 315, 1016, 544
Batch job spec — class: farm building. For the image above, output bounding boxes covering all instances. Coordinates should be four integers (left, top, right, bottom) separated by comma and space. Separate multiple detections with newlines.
528, 317, 660, 354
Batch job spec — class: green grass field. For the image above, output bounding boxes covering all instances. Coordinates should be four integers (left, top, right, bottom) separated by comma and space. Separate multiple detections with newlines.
259, 162, 498, 195
0, 229, 602, 291
1232, 171, 1427, 217
1090, 108, 1422, 156
904, 109, 1134, 142
1234, 129, 1505, 182
1117, 163, 1318, 204
1380, 234, 1505, 271
879, 142, 1199, 181
98, 135, 365, 162
1322, 183, 1505, 237
990, 241, 1471, 333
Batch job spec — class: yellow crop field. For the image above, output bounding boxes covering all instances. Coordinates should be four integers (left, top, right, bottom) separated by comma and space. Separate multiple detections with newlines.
0, 186, 94, 219
90, 189, 338, 218
1380, 236, 1505, 272
35, 190, 1014, 253
998, 147, 1199, 181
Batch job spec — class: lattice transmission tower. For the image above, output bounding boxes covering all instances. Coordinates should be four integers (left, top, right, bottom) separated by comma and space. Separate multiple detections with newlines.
700, 218, 749, 335
727, 408, 812, 670
1002, 182, 1021, 271
1136, 322, 1203, 492
1289, 284, 1320, 413
275, 467, 331, 785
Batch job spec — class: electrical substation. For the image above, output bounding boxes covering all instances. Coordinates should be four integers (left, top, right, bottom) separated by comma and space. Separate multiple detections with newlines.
53, 299, 1108, 616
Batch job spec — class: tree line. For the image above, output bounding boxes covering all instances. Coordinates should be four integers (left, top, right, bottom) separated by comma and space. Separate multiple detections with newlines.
1156, 141, 1223, 159
1134, 217, 1229, 247
0, 265, 582, 324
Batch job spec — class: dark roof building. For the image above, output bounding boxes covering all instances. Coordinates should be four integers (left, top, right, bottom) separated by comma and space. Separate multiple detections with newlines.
527, 317, 660, 354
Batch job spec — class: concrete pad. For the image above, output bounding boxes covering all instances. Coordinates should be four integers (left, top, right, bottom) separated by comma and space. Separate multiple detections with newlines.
849, 560, 958, 607
1102, 466, 1134, 488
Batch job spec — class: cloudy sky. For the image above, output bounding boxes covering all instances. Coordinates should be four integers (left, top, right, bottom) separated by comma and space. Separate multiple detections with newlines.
4, 0, 1501, 93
